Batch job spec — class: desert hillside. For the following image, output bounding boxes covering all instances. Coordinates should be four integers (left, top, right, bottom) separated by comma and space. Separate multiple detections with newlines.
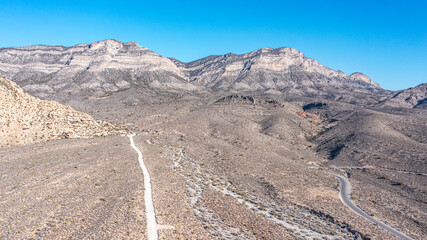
0, 75, 122, 147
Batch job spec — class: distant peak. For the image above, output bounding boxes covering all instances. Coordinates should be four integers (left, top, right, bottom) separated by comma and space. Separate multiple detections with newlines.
249, 47, 304, 58
124, 41, 141, 47
349, 72, 379, 87
350, 72, 369, 79
88, 39, 123, 51
94, 39, 122, 44
223, 52, 236, 57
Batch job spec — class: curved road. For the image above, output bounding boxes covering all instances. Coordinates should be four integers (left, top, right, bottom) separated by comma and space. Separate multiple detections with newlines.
333, 174, 413, 240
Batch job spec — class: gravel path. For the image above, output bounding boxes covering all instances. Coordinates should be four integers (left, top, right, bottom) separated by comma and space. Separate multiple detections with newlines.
128, 134, 158, 240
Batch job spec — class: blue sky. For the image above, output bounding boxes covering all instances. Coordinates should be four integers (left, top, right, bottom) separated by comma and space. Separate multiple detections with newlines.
0, 0, 426, 90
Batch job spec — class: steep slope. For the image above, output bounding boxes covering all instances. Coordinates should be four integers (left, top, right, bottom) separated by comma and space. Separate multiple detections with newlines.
313, 108, 427, 171
0, 75, 122, 147
0, 39, 200, 102
173, 47, 387, 103
297, 101, 427, 239
380, 83, 427, 108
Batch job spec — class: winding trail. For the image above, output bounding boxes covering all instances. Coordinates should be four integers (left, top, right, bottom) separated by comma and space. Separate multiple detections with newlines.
128, 134, 158, 240
333, 174, 413, 240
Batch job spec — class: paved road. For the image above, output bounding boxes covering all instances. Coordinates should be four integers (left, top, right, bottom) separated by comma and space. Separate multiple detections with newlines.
333, 174, 413, 240
327, 166, 427, 177
128, 134, 158, 240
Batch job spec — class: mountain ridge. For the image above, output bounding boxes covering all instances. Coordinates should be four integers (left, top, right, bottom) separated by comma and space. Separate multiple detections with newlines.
1, 39, 424, 108
0, 39, 199, 102
380, 83, 427, 108
173, 46, 379, 88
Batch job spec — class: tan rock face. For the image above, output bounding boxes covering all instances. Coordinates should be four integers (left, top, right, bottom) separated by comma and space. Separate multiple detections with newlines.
0, 75, 123, 147
0, 39, 182, 75
0, 40, 392, 106
349, 72, 379, 87
177, 47, 381, 90
0, 39, 198, 101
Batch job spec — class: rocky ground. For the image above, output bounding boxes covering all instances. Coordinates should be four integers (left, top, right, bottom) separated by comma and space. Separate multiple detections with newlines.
1, 93, 426, 239
0, 75, 124, 147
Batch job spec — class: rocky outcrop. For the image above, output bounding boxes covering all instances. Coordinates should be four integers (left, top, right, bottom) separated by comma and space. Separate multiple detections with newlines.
214, 94, 284, 107
380, 83, 427, 108
0, 75, 123, 147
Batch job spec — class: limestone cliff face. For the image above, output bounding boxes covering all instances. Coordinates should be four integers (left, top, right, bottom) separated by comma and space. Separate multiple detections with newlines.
0, 40, 385, 104
0, 75, 122, 147
0, 39, 198, 101
174, 47, 380, 91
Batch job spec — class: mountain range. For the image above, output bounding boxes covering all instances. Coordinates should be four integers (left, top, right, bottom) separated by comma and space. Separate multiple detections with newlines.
2, 39, 422, 107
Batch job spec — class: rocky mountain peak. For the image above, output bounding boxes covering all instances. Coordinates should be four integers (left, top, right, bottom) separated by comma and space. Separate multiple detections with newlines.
175, 46, 381, 97
86, 39, 148, 55
249, 47, 304, 58
88, 39, 124, 54
0, 40, 196, 101
349, 72, 379, 87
